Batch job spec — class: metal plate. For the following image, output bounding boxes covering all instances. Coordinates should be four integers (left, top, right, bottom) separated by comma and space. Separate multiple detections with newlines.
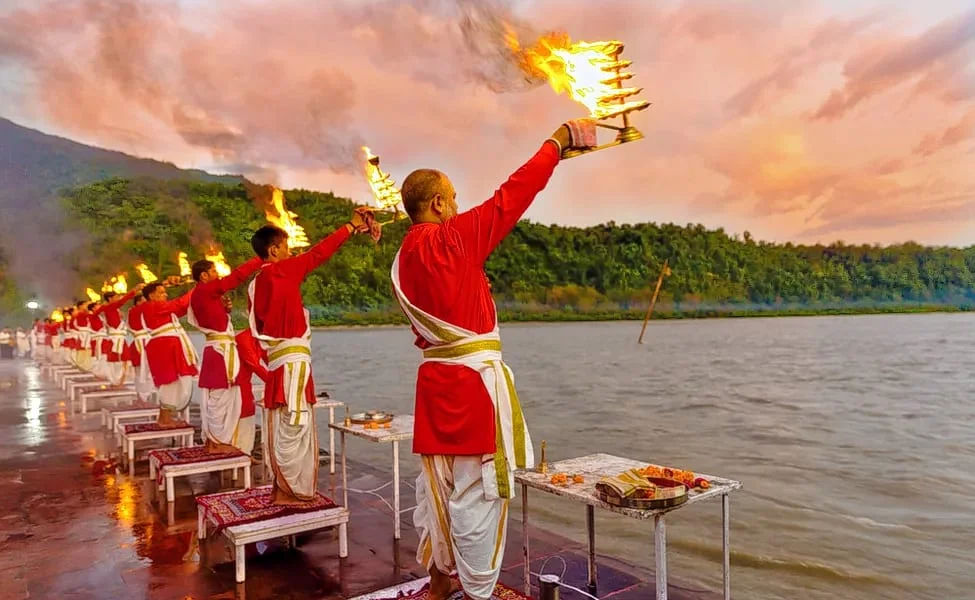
595, 477, 688, 510
350, 411, 394, 425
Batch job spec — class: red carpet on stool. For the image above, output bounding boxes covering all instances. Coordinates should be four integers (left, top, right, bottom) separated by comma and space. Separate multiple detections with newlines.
123, 420, 193, 434
196, 485, 337, 534
148, 446, 245, 484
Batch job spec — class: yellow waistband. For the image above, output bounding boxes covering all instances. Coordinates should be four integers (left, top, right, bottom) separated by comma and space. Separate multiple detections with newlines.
422, 339, 502, 359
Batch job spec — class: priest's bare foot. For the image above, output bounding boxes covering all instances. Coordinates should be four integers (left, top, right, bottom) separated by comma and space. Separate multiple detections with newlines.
427, 567, 460, 600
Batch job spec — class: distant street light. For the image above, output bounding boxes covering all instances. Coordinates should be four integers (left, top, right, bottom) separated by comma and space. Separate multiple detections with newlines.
25, 300, 40, 310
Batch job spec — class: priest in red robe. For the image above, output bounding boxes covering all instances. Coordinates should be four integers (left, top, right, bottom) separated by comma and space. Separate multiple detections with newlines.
141, 281, 197, 423
188, 256, 262, 452
392, 121, 595, 600
88, 301, 107, 377
248, 207, 373, 504
71, 301, 92, 370
125, 294, 154, 402
235, 327, 268, 457
97, 286, 142, 385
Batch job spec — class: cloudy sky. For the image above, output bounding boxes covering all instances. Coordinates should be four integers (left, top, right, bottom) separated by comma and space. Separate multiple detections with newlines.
1, 0, 973, 246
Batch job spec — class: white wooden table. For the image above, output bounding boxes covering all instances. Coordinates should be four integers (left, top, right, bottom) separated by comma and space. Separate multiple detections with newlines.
515, 453, 742, 600
77, 387, 136, 415
59, 371, 95, 391
329, 415, 414, 541
121, 422, 195, 477
51, 366, 83, 387
68, 378, 109, 404
104, 405, 159, 430
149, 448, 252, 503
197, 485, 349, 583
42, 364, 74, 379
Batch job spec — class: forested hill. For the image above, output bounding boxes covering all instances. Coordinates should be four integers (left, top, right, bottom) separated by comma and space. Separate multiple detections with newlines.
10, 176, 969, 326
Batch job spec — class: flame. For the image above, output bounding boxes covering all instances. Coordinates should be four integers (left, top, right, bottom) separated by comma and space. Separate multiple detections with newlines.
111, 274, 128, 294
85, 288, 101, 302
50, 309, 64, 323
178, 252, 191, 278
505, 28, 649, 120
362, 146, 403, 211
205, 249, 232, 278
100, 281, 113, 293
265, 188, 309, 249
135, 264, 157, 283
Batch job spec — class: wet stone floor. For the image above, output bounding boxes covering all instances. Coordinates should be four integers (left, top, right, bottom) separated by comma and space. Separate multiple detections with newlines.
0, 360, 717, 600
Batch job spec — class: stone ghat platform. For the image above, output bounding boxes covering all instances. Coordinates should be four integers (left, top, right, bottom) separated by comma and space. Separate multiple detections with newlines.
0, 360, 719, 600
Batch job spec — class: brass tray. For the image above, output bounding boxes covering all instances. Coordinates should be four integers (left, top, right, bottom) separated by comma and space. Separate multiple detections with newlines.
350, 410, 394, 425
595, 477, 688, 510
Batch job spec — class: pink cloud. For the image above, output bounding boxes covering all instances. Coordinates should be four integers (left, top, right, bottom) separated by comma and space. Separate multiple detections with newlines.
0, 0, 973, 246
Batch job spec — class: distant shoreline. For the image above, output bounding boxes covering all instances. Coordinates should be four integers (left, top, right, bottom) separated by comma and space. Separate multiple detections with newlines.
302, 303, 973, 329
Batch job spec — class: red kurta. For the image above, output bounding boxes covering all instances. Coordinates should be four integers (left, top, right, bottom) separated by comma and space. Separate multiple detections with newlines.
250, 226, 351, 409
88, 311, 104, 354
235, 329, 269, 419
44, 323, 58, 346
398, 141, 559, 456
73, 312, 89, 351
142, 290, 197, 387
192, 257, 263, 389
123, 303, 148, 366
98, 291, 137, 361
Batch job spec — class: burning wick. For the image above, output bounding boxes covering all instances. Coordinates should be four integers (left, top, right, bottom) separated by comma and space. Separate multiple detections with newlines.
135, 264, 158, 283
265, 188, 310, 250
205, 248, 232, 278
362, 146, 406, 225
507, 29, 650, 158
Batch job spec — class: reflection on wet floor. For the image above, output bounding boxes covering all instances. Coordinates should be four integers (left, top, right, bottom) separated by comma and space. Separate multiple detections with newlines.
0, 361, 715, 600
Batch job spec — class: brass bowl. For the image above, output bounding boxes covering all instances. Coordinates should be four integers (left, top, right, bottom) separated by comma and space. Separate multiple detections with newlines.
350, 411, 394, 425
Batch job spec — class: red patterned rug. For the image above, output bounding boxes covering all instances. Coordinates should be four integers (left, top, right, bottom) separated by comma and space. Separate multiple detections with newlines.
148, 446, 246, 484
196, 485, 337, 534
112, 403, 157, 412
123, 420, 193, 435
367, 576, 529, 600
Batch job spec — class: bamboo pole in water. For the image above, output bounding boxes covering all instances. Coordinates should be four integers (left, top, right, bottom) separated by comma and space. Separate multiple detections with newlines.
638, 259, 669, 345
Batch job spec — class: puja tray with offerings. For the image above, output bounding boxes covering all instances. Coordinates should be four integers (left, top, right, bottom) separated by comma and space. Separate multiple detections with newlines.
350, 410, 394, 425
595, 477, 688, 510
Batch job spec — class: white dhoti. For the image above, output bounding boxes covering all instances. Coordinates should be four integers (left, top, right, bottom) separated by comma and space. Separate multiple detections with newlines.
132, 333, 156, 401
201, 387, 243, 447
391, 251, 533, 598
236, 415, 256, 455
157, 376, 194, 413
415, 455, 509, 600
265, 406, 318, 499
104, 361, 126, 385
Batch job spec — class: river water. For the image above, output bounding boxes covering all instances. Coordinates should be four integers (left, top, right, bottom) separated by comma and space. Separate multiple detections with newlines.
202, 313, 975, 600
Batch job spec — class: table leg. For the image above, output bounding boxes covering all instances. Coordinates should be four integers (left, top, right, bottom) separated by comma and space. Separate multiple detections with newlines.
341, 432, 348, 509
723, 493, 730, 600
393, 440, 401, 541
197, 506, 206, 539
81, 393, 87, 415
654, 514, 668, 600
149, 457, 156, 481
339, 521, 348, 558
166, 476, 175, 503
329, 406, 336, 474
587, 505, 597, 596
244, 464, 252, 489
128, 440, 135, 477
235, 544, 245, 583
232, 467, 238, 482
522, 483, 530, 597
